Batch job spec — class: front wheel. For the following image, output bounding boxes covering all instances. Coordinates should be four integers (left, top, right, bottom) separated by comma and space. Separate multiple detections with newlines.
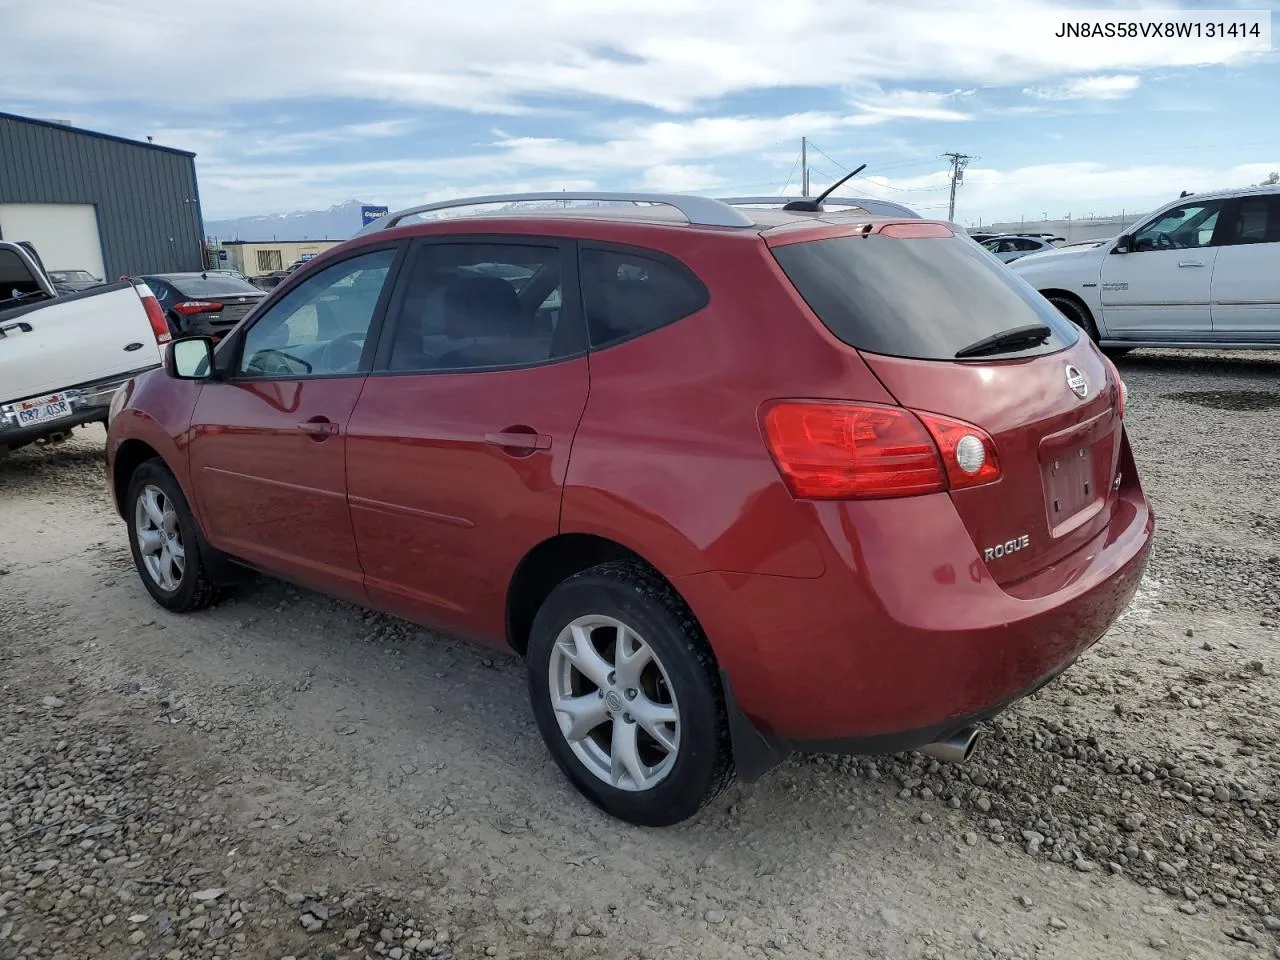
1046, 293, 1100, 342
126, 459, 225, 613
526, 561, 733, 826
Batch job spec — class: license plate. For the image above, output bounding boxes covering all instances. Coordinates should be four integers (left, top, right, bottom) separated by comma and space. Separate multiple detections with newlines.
1043, 447, 1096, 527
12, 392, 73, 426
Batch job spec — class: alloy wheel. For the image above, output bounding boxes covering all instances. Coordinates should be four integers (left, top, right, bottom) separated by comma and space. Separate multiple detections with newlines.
134, 484, 185, 591
547, 614, 680, 791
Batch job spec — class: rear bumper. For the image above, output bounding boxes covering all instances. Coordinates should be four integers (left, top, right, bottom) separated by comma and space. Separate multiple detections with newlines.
675, 434, 1154, 774
1, 366, 157, 449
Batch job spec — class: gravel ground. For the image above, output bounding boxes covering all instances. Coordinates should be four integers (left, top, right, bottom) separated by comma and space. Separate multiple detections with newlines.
1, 348, 1278, 960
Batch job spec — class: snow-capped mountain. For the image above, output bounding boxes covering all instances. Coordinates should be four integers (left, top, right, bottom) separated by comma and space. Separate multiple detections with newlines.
205, 200, 371, 242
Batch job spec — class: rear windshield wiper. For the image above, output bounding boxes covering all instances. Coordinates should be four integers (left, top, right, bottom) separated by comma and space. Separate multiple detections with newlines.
955, 323, 1052, 359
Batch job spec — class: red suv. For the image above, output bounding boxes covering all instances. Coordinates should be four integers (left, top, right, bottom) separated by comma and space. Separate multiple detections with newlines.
106, 192, 1154, 826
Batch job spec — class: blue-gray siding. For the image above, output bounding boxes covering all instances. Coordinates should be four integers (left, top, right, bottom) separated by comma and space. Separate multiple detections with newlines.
0, 114, 204, 278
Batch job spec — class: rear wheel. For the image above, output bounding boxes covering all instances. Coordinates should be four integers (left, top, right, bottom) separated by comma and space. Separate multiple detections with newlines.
126, 459, 225, 613
526, 561, 733, 826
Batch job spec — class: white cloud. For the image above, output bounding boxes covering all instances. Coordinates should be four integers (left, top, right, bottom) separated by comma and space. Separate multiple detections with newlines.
635, 164, 727, 192
934, 160, 1280, 223
2, 1, 1264, 114
1024, 74, 1142, 101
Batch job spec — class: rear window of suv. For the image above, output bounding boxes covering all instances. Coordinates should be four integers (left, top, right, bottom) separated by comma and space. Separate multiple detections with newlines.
771, 234, 1078, 360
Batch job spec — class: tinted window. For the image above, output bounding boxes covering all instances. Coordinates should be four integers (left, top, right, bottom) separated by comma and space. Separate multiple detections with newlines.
238, 248, 395, 378
771, 234, 1078, 361
169, 276, 263, 297
385, 242, 572, 372
1013, 238, 1042, 251
1224, 195, 1280, 245
1132, 200, 1224, 251
579, 247, 708, 348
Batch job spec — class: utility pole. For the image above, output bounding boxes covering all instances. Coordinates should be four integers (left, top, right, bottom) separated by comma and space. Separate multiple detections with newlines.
942, 152, 972, 221
801, 137, 810, 197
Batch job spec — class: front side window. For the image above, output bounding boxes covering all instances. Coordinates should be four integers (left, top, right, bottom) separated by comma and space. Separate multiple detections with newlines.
385, 242, 569, 372
237, 248, 395, 378
1131, 200, 1224, 252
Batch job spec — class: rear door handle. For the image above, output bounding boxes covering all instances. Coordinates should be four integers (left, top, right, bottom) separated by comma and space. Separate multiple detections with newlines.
484, 428, 551, 452
297, 416, 340, 439
1178, 260, 1204, 267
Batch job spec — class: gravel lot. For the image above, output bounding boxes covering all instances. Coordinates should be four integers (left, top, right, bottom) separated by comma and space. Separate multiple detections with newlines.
2, 349, 1278, 960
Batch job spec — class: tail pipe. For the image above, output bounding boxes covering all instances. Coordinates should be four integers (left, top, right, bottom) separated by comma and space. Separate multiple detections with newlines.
917, 726, 980, 764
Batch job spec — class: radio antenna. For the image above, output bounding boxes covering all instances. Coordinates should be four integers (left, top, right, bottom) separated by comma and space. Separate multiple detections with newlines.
783, 164, 868, 212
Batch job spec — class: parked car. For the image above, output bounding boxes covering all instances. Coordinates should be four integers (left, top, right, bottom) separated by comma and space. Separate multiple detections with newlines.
1011, 185, 1280, 349
981, 235, 1059, 263
139, 272, 267, 342
204, 268, 252, 283
47, 268, 104, 292
1, 240, 169, 456
251, 260, 309, 292
105, 191, 1153, 826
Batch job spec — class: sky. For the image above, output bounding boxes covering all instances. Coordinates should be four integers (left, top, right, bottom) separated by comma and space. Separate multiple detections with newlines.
3, 0, 1278, 226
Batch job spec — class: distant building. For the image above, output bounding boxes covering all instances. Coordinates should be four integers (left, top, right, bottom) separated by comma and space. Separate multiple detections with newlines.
0, 111, 203, 277
218, 239, 344, 278
969, 213, 1145, 244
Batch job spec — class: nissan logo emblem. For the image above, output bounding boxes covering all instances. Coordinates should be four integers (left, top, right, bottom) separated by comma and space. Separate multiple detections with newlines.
1065, 365, 1088, 399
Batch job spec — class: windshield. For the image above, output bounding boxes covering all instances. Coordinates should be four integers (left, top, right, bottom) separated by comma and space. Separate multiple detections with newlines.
771, 233, 1078, 361
50, 270, 97, 282
168, 276, 263, 298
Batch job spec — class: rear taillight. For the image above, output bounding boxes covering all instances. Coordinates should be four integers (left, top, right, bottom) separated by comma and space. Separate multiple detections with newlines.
173, 300, 223, 316
137, 289, 172, 345
760, 401, 1001, 500
914, 411, 1002, 489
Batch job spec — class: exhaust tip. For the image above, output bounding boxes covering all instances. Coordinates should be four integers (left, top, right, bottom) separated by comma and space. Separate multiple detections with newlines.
917, 726, 980, 764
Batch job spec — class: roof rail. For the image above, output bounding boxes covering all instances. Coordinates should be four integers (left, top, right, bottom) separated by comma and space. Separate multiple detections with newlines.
358, 192, 756, 234
718, 196, 922, 219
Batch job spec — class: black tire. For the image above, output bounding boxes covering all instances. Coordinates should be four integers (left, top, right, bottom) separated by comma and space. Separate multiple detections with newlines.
125, 458, 226, 613
526, 560, 733, 826
1046, 292, 1100, 342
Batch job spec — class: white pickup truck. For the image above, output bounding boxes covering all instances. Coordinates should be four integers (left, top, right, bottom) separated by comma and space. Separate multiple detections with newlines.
1010, 185, 1280, 350
1, 240, 171, 455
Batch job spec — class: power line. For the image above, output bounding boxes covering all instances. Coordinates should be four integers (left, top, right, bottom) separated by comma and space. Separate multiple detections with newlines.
807, 139, 950, 192
778, 153, 801, 195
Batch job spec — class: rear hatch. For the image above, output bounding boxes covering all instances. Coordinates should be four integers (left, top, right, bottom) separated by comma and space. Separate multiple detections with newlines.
770, 225, 1124, 586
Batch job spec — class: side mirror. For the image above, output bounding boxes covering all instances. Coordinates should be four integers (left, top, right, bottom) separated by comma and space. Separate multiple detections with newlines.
1111, 236, 1131, 254
165, 337, 215, 380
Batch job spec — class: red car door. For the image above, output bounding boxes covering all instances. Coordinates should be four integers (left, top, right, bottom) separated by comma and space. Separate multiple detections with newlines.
188, 245, 403, 601
346, 237, 588, 644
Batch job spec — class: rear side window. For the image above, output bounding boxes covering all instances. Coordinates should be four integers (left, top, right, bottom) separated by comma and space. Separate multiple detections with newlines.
579, 247, 708, 349
771, 234, 1078, 361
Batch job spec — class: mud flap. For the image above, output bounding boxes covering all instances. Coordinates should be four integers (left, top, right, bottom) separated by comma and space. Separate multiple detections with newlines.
719, 670, 791, 783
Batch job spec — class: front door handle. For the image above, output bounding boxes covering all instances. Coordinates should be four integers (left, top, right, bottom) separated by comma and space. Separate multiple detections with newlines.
1177, 260, 1204, 267
484, 427, 552, 453
0, 321, 33, 338
297, 416, 339, 440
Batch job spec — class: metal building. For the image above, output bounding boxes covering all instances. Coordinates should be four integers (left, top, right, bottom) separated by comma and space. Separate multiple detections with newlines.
0, 111, 204, 280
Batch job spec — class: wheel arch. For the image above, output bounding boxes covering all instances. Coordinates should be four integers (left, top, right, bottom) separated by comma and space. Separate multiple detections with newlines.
505, 533, 654, 656
1040, 287, 1101, 340
111, 438, 166, 517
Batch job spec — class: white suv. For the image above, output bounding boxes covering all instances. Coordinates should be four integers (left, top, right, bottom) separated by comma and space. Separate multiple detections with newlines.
1010, 186, 1280, 349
